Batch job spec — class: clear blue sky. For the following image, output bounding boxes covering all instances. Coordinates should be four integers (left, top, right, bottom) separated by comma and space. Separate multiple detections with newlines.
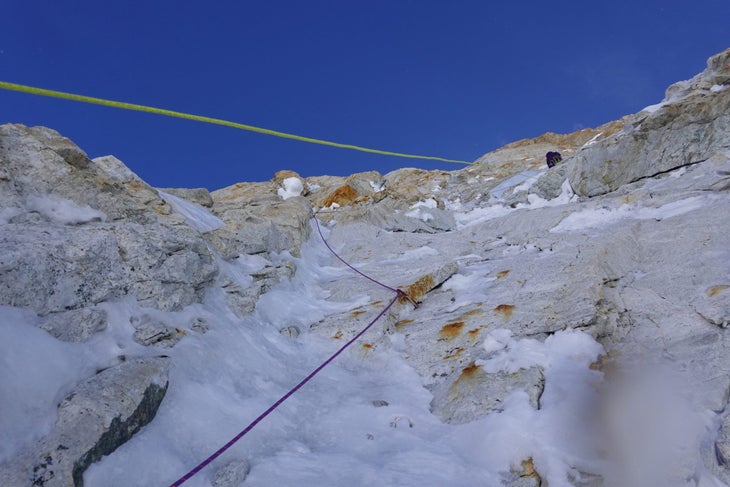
2, 1, 729, 190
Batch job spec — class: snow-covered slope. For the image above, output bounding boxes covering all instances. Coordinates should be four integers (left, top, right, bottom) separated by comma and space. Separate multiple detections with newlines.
1, 48, 729, 487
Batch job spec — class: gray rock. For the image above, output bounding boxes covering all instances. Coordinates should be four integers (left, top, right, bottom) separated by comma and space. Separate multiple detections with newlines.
222, 261, 296, 316
211, 459, 250, 487
113, 223, 218, 311
0, 225, 126, 315
157, 187, 214, 208
39, 307, 108, 342
279, 325, 300, 339
430, 365, 545, 424
569, 48, 730, 197
0, 356, 170, 487
131, 314, 185, 348
208, 181, 312, 257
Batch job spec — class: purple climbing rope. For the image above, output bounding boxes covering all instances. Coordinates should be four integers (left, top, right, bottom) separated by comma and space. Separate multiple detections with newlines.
312, 211, 401, 294
168, 213, 411, 486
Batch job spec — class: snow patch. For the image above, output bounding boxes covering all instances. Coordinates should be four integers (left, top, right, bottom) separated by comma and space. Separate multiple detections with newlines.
369, 180, 384, 192
641, 102, 666, 114
405, 198, 438, 222
277, 177, 304, 200
489, 171, 542, 200
26, 194, 106, 225
0, 306, 102, 462
551, 196, 708, 233
711, 84, 728, 93
455, 179, 576, 229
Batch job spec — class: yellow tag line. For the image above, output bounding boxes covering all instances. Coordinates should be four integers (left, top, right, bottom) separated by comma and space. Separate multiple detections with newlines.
0, 81, 474, 165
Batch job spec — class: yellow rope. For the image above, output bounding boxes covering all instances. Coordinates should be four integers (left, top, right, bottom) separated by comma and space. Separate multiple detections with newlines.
0, 81, 474, 165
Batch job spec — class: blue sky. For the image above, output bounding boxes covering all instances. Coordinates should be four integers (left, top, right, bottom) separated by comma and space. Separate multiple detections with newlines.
2, 1, 729, 190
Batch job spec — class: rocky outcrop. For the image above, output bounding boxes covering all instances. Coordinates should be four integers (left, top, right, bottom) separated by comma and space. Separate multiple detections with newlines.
0, 125, 219, 315
0, 357, 169, 487
569, 48, 730, 196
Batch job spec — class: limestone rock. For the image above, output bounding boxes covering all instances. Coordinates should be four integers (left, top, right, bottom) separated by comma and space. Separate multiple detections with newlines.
39, 307, 108, 342
430, 364, 544, 424
0, 225, 126, 314
209, 180, 312, 257
211, 459, 251, 487
157, 187, 214, 208
569, 48, 730, 196
0, 357, 170, 487
131, 314, 186, 348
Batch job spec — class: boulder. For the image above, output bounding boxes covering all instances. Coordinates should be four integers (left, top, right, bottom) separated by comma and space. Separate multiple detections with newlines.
0, 357, 170, 487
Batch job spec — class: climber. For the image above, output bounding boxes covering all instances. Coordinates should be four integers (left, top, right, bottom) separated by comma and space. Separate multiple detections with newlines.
546, 151, 562, 168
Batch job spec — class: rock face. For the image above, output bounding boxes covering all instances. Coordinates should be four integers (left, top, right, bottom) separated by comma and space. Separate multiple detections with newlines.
0, 125, 219, 314
1, 47, 729, 486
0, 357, 169, 487
569, 48, 730, 196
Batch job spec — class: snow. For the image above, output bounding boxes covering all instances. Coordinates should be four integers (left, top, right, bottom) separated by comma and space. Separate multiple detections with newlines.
0, 207, 22, 224
711, 84, 728, 93
455, 179, 576, 229
369, 180, 384, 192
405, 198, 438, 222
17, 225, 596, 486
641, 102, 666, 114
2, 179, 722, 485
0, 306, 103, 461
580, 132, 603, 148
277, 177, 304, 200
158, 190, 225, 233
25, 194, 106, 224
489, 171, 542, 200
551, 196, 708, 233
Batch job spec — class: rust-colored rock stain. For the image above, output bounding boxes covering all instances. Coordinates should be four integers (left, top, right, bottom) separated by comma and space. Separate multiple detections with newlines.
708, 285, 729, 297
395, 319, 414, 330
467, 327, 482, 340
455, 362, 482, 384
400, 274, 435, 304
439, 322, 465, 339
323, 184, 359, 207
496, 269, 510, 279
494, 304, 515, 318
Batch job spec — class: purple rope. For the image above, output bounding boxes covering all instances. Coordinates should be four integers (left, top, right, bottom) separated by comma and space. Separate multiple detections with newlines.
169, 215, 409, 486
168, 292, 400, 487
312, 213, 401, 295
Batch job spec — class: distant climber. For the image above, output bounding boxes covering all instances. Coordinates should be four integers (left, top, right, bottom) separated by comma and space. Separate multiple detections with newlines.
546, 151, 562, 168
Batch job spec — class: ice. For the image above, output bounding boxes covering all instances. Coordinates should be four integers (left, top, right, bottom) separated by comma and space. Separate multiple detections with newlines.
489, 171, 542, 200
551, 196, 708, 232
158, 190, 225, 232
